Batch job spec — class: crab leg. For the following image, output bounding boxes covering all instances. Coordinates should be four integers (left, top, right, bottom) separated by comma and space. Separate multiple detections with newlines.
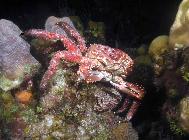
24, 29, 81, 54
116, 97, 131, 113
115, 97, 140, 120
126, 101, 140, 121
110, 76, 145, 100
56, 22, 87, 53
40, 50, 82, 90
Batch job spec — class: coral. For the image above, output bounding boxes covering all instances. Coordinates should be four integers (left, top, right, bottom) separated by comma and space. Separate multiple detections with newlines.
137, 45, 147, 55
15, 90, 33, 105
179, 97, 189, 133
148, 35, 169, 58
148, 1, 189, 137
135, 55, 152, 66
169, 120, 184, 135
169, 0, 189, 48
0, 19, 40, 91
134, 45, 152, 66
148, 35, 169, 75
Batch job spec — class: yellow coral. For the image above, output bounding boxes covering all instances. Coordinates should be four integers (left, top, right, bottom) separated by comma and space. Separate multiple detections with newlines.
148, 35, 169, 58
169, 0, 189, 48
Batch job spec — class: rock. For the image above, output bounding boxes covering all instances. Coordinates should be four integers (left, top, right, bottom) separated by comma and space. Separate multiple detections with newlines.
0, 19, 40, 91
112, 122, 138, 140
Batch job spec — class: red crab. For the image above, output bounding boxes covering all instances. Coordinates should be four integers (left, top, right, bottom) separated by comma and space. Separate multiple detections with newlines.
23, 21, 145, 120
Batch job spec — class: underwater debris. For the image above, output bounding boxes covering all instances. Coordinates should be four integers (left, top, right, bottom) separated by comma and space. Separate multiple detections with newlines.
0, 19, 40, 91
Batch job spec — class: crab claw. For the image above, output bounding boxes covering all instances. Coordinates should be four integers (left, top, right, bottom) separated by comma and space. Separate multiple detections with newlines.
110, 80, 145, 100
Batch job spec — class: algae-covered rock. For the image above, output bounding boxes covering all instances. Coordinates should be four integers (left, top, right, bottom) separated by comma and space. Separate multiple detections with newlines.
22, 59, 137, 139
112, 122, 138, 140
169, 0, 189, 48
40, 67, 75, 112
0, 19, 40, 91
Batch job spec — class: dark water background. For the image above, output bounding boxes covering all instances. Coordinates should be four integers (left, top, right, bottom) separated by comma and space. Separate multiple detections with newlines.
0, 0, 180, 48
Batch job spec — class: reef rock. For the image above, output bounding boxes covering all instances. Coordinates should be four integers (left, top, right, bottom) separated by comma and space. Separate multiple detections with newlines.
0, 19, 40, 91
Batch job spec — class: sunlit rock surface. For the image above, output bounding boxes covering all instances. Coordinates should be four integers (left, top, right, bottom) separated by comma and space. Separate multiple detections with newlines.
0, 19, 40, 91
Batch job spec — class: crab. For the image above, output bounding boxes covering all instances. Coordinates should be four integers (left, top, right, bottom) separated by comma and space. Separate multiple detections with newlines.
23, 21, 145, 120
